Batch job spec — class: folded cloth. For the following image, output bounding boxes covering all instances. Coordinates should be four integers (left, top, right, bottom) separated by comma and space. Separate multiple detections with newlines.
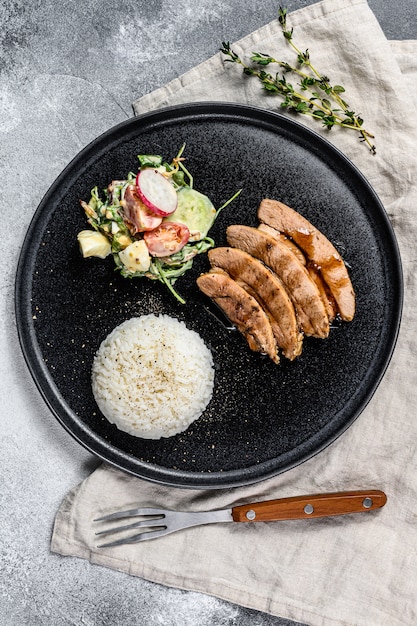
51, 1, 417, 624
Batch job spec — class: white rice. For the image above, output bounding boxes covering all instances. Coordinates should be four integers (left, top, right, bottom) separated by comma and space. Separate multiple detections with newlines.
91, 314, 214, 439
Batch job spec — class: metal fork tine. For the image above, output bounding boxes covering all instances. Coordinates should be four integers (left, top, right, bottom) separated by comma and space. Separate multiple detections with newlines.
94, 508, 169, 546
94, 506, 232, 546
97, 528, 169, 548
94, 507, 166, 522
95, 518, 165, 536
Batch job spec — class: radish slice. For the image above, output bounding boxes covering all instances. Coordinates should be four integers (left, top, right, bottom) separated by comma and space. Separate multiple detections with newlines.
136, 169, 178, 217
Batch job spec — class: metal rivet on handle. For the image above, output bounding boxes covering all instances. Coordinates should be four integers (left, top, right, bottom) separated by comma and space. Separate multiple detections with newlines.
362, 497, 373, 509
304, 504, 314, 515
246, 509, 256, 520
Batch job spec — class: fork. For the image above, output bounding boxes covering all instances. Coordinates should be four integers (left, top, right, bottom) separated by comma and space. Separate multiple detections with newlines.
94, 489, 387, 547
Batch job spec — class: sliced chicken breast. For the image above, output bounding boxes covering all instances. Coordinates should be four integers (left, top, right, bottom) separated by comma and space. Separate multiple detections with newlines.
197, 269, 279, 364
258, 223, 307, 266
259, 223, 337, 323
208, 247, 303, 360
226, 225, 330, 339
307, 264, 338, 323
258, 199, 355, 321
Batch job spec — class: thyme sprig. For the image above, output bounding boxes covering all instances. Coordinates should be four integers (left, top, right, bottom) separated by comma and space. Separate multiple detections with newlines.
221, 7, 376, 154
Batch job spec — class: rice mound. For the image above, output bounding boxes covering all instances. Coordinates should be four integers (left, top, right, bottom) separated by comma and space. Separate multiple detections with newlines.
91, 314, 215, 439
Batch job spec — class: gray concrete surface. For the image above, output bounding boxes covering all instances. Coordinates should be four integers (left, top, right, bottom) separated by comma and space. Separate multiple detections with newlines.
1, 1, 415, 624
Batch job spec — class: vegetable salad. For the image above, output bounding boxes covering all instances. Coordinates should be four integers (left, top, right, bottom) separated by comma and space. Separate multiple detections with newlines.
77, 145, 240, 303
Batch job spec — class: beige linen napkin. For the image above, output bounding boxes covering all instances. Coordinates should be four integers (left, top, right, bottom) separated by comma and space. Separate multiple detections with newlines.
51, 1, 417, 624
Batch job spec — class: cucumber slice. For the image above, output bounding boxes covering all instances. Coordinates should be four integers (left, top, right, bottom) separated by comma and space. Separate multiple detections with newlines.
164, 187, 216, 241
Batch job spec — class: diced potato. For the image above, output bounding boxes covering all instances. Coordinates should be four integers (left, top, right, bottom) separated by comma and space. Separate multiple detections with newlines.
77, 230, 111, 259
118, 240, 151, 273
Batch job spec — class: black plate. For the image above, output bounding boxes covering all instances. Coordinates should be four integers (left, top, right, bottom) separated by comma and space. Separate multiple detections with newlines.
15, 102, 403, 488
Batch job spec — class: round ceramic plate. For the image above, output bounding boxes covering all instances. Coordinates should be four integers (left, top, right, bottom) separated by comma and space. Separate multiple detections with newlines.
15, 102, 403, 488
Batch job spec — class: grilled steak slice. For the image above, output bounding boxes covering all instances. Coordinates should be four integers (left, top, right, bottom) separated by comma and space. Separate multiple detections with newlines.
258, 199, 355, 321
208, 247, 303, 360
226, 225, 329, 339
259, 223, 337, 323
197, 269, 279, 364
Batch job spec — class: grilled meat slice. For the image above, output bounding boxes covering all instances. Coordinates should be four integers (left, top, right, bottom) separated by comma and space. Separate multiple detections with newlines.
197, 269, 279, 364
258, 199, 355, 321
208, 247, 303, 360
259, 223, 337, 323
308, 264, 338, 323
258, 223, 307, 266
226, 225, 329, 339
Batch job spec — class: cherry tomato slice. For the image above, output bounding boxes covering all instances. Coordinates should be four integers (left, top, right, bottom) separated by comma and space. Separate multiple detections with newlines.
144, 222, 190, 257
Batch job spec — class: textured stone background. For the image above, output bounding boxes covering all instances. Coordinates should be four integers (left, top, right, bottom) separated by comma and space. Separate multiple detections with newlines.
1, 1, 415, 624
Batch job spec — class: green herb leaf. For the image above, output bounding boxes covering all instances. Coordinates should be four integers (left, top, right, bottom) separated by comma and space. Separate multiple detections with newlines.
137, 154, 163, 168
220, 6, 376, 153
251, 52, 275, 66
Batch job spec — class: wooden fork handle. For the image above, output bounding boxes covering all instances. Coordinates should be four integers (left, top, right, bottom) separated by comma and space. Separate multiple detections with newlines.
231, 490, 387, 522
